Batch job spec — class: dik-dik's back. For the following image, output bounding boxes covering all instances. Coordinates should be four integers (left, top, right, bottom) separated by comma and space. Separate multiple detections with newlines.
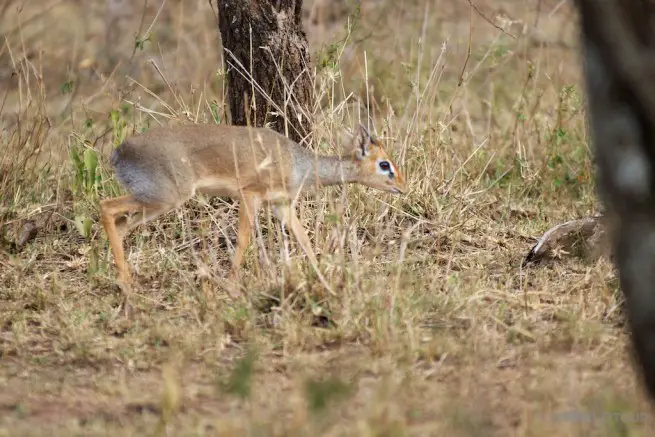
111, 124, 312, 206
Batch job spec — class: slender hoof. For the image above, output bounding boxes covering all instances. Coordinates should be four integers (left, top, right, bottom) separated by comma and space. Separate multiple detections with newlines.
121, 295, 132, 318
117, 271, 134, 318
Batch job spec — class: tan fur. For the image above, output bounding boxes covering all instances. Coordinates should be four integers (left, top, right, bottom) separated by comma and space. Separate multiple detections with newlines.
99, 123, 407, 288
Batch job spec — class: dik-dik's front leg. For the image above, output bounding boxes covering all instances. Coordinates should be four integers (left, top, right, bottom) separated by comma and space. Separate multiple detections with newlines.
100, 195, 142, 285
100, 195, 174, 287
273, 203, 335, 295
229, 195, 259, 280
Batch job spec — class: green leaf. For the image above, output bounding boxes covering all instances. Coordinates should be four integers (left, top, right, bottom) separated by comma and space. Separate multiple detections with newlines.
135, 33, 152, 51
87, 245, 99, 275
74, 215, 93, 240
494, 45, 509, 58
110, 109, 120, 126
69, 147, 84, 194
83, 148, 98, 193
556, 127, 567, 139
109, 108, 127, 146
60, 80, 74, 94
210, 101, 222, 125
70, 147, 83, 171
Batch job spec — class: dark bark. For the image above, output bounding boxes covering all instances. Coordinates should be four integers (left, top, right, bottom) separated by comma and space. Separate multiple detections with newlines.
216, 0, 313, 145
574, 0, 655, 400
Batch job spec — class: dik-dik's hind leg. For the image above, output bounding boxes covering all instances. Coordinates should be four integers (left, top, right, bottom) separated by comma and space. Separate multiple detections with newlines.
229, 195, 260, 281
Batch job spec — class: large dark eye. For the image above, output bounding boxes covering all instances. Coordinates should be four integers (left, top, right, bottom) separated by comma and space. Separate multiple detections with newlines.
379, 161, 391, 172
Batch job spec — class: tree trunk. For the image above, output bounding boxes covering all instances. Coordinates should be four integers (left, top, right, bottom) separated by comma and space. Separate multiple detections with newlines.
216, 0, 313, 145
574, 0, 655, 400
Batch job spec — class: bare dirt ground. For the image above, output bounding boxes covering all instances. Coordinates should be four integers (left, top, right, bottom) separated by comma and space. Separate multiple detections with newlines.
1, 0, 654, 436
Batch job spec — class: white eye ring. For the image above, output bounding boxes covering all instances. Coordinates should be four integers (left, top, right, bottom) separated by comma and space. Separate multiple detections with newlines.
376, 159, 396, 178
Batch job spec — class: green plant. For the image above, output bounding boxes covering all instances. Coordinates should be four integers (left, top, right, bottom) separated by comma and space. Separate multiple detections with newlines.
69, 141, 100, 197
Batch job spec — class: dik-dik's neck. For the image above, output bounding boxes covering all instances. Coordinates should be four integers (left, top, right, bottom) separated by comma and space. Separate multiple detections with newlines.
307, 155, 359, 188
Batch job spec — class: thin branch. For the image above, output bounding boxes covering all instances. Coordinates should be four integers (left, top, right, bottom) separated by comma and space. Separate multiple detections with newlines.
467, 0, 517, 39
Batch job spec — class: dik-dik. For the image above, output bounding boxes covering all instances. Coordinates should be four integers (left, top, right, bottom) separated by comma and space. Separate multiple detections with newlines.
100, 123, 407, 286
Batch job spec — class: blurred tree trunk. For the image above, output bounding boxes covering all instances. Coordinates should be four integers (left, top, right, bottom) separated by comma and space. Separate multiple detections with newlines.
215, 0, 313, 145
574, 0, 655, 400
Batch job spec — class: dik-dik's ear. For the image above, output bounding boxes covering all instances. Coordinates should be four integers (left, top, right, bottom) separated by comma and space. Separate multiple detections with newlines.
353, 123, 372, 161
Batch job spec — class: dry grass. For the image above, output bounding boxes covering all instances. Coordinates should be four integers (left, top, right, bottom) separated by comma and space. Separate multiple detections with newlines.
1, 0, 654, 435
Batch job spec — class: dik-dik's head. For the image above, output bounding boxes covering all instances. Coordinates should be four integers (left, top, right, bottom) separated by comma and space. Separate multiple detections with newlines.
350, 124, 407, 194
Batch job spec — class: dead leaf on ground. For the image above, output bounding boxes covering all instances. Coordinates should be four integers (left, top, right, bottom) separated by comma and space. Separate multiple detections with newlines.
523, 215, 609, 266
15, 220, 39, 250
